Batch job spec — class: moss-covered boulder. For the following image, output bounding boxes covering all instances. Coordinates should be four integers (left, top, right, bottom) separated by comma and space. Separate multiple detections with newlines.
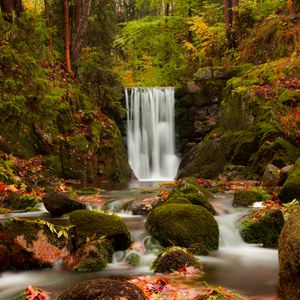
68, 210, 132, 250
0, 218, 71, 271
42, 191, 85, 216
239, 208, 284, 248
1, 192, 40, 210
278, 205, 300, 300
165, 197, 192, 205
58, 278, 146, 300
278, 158, 300, 203
151, 246, 202, 273
145, 204, 219, 255
68, 239, 113, 272
233, 189, 270, 207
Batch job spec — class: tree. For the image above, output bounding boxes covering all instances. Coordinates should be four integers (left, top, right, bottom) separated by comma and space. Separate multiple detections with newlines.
0, 0, 23, 22
64, 0, 73, 74
224, 0, 238, 47
44, 0, 52, 50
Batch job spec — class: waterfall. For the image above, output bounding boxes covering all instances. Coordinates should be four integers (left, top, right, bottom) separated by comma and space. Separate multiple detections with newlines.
125, 87, 179, 181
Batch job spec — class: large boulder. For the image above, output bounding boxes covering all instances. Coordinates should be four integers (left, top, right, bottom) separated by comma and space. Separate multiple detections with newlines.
278, 206, 300, 300
151, 246, 202, 273
58, 278, 146, 300
68, 210, 132, 250
0, 218, 71, 271
239, 208, 284, 248
42, 191, 85, 216
260, 164, 280, 193
233, 189, 270, 207
67, 239, 113, 272
145, 204, 219, 255
278, 158, 300, 203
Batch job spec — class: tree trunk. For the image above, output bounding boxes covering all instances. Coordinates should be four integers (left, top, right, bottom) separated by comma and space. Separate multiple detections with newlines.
44, 0, 52, 51
164, 2, 170, 16
224, 0, 237, 47
13, 0, 23, 17
64, 0, 73, 74
75, 0, 81, 31
72, 0, 92, 70
0, 0, 14, 22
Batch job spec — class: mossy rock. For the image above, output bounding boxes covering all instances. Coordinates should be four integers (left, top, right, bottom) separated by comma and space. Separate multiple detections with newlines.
278, 158, 300, 203
1, 192, 40, 210
278, 205, 300, 300
68, 210, 132, 251
42, 191, 85, 216
145, 204, 219, 255
0, 218, 71, 270
151, 246, 202, 273
71, 239, 113, 272
239, 208, 284, 248
165, 197, 191, 205
58, 278, 146, 300
233, 189, 270, 207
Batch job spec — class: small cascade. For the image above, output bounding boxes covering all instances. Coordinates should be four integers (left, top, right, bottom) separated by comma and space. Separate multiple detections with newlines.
125, 87, 179, 181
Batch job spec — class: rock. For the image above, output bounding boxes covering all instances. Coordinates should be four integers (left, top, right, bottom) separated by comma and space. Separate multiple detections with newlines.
1, 192, 40, 210
165, 197, 192, 205
145, 204, 219, 255
233, 189, 270, 207
279, 164, 293, 184
278, 205, 300, 300
260, 164, 280, 192
151, 246, 202, 273
42, 191, 85, 216
185, 81, 202, 94
239, 208, 284, 248
68, 210, 132, 250
278, 158, 300, 203
57, 278, 146, 300
68, 239, 113, 272
166, 177, 216, 215
194, 67, 213, 80
127, 197, 162, 216
0, 218, 71, 271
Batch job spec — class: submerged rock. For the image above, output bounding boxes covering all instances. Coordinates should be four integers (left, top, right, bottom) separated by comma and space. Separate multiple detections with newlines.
278, 205, 300, 300
0, 218, 71, 271
42, 191, 85, 216
151, 246, 202, 273
145, 204, 219, 255
58, 278, 146, 300
239, 208, 284, 248
68, 209, 132, 250
278, 158, 300, 203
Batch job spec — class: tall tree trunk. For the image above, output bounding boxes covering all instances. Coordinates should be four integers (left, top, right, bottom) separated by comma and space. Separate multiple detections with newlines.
64, 0, 73, 74
164, 2, 170, 16
0, 0, 14, 22
13, 0, 23, 17
44, 0, 52, 51
72, 0, 92, 71
75, 0, 81, 31
224, 0, 238, 47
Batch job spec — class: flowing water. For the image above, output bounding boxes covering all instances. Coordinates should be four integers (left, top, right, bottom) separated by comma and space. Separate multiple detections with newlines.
0, 186, 278, 299
125, 88, 179, 181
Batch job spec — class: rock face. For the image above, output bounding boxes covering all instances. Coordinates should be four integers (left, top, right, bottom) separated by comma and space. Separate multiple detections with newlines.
232, 189, 270, 207
68, 210, 132, 250
0, 218, 71, 271
278, 206, 300, 300
239, 208, 284, 248
260, 164, 280, 193
145, 204, 219, 255
58, 278, 146, 300
278, 158, 300, 203
151, 246, 202, 273
42, 191, 85, 216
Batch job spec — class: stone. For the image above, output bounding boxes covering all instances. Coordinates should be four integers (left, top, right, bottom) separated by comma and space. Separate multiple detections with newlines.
145, 204, 219, 255
42, 191, 85, 216
260, 164, 280, 192
58, 278, 146, 300
233, 189, 270, 207
68, 210, 132, 250
278, 206, 300, 300
279, 164, 293, 184
1, 192, 40, 210
239, 208, 284, 248
151, 246, 202, 273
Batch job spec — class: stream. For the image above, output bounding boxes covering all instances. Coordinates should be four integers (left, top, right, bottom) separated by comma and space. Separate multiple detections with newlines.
0, 182, 278, 299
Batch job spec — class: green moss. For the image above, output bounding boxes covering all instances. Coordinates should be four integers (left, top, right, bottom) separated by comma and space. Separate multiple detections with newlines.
68, 210, 132, 250
125, 251, 141, 266
151, 246, 202, 273
278, 159, 300, 203
165, 197, 191, 205
145, 204, 219, 255
233, 189, 270, 207
2, 192, 40, 210
239, 208, 284, 248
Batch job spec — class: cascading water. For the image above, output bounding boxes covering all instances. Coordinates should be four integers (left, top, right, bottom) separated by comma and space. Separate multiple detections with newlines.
125, 87, 179, 181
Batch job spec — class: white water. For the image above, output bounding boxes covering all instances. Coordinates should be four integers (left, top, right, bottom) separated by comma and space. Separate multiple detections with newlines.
125, 87, 179, 181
